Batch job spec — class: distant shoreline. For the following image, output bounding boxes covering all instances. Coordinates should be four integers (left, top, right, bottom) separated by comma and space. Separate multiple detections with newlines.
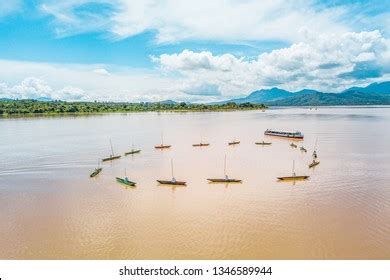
0, 100, 267, 116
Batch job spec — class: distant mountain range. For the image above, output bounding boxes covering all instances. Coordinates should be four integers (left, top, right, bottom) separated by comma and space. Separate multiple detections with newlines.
2, 82, 390, 106
218, 81, 390, 106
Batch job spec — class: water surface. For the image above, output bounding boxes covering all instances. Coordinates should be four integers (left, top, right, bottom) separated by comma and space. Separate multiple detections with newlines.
1, 107, 389, 259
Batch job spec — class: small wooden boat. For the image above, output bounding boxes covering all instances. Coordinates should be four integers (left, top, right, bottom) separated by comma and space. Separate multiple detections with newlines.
278, 160, 309, 181
116, 169, 136, 187
157, 159, 187, 186
124, 144, 141, 155
309, 138, 320, 168
255, 141, 272, 145
208, 177, 242, 183
290, 143, 297, 148
90, 159, 102, 177
277, 175, 309, 181
207, 155, 242, 183
157, 179, 186, 185
155, 133, 171, 149
90, 168, 102, 177
309, 160, 320, 168
228, 140, 240, 145
300, 146, 307, 152
116, 177, 136, 186
192, 142, 210, 147
102, 140, 121, 161
125, 149, 141, 155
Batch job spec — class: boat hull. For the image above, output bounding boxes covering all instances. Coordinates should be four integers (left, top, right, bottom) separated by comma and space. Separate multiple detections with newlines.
192, 143, 210, 147
207, 178, 242, 183
277, 175, 309, 181
116, 177, 136, 186
124, 150, 141, 155
228, 141, 240, 145
155, 145, 171, 149
157, 180, 187, 186
309, 161, 320, 168
102, 155, 121, 162
90, 168, 102, 178
255, 142, 272, 145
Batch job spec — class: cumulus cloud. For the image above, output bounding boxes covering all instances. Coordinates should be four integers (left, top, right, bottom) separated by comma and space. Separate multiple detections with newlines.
39, 0, 352, 43
93, 68, 110, 76
153, 31, 390, 95
0, 77, 85, 101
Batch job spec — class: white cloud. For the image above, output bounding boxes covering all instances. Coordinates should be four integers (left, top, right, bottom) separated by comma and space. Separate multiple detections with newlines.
0, 77, 86, 101
40, 0, 352, 43
1, 31, 389, 102
0, 60, 189, 102
93, 68, 110, 76
154, 31, 390, 95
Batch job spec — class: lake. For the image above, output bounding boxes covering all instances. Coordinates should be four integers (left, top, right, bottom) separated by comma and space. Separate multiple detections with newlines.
1, 107, 389, 259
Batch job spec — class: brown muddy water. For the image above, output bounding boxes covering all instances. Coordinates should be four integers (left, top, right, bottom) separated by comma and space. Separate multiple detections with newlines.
0, 107, 389, 259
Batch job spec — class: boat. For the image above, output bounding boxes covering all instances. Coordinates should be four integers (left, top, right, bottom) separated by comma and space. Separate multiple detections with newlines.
90, 160, 102, 177
309, 138, 320, 168
116, 169, 136, 187
125, 149, 141, 155
207, 155, 242, 183
228, 140, 240, 145
157, 159, 187, 186
192, 142, 210, 147
309, 160, 320, 168
124, 144, 141, 155
264, 129, 304, 139
290, 143, 297, 148
155, 133, 171, 149
277, 160, 309, 181
102, 140, 122, 161
255, 141, 272, 145
300, 146, 307, 152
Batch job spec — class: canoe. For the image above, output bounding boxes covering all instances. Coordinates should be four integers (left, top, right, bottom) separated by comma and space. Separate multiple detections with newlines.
255, 141, 272, 145
290, 143, 297, 148
192, 143, 210, 147
157, 180, 187, 186
102, 155, 121, 162
300, 147, 307, 152
207, 178, 242, 183
124, 149, 141, 155
228, 141, 240, 145
277, 175, 309, 181
155, 145, 171, 149
309, 161, 320, 168
90, 168, 102, 178
116, 177, 136, 186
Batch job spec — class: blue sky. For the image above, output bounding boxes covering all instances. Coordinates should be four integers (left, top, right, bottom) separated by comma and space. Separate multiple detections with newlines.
0, 0, 389, 102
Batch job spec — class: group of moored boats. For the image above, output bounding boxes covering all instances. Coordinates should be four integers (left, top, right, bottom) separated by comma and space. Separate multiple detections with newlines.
90, 129, 321, 186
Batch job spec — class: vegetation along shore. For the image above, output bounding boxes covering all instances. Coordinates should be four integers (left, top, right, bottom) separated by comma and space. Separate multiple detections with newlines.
0, 100, 266, 116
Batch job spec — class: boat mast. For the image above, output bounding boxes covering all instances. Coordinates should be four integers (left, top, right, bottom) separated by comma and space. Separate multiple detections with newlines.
313, 138, 318, 160
292, 160, 296, 177
110, 139, 114, 156
224, 155, 227, 178
171, 159, 174, 179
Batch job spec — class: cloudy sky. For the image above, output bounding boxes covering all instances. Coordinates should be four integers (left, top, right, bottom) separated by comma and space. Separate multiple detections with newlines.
0, 0, 390, 102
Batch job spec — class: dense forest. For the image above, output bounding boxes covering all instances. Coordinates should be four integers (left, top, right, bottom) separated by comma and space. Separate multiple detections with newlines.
0, 100, 266, 115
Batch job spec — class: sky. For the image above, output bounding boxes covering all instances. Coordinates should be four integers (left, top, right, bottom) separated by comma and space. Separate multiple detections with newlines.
0, 0, 390, 102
